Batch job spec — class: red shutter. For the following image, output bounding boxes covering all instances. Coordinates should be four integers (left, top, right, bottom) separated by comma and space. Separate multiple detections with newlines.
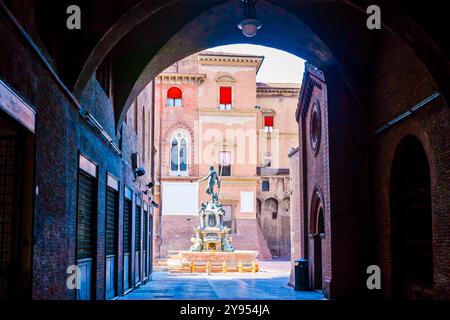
220, 87, 232, 104
167, 87, 182, 99
264, 116, 274, 127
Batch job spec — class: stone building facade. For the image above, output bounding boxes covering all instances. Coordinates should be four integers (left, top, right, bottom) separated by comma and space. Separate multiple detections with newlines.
151, 52, 299, 261
256, 84, 300, 259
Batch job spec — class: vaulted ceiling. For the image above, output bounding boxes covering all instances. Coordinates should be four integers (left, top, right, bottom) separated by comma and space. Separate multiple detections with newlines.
29, 0, 449, 130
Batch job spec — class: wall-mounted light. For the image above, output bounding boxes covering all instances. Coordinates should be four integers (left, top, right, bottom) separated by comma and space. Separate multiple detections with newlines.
135, 167, 146, 178
151, 200, 159, 209
237, 0, 262, 38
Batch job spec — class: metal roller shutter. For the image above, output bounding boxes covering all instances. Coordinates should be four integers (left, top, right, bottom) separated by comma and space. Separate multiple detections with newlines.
135, 205, 141, 251
105, 188, 118, 256
0, 137, 16, 276
77, 172, 95, 260
123, 199, 132, 255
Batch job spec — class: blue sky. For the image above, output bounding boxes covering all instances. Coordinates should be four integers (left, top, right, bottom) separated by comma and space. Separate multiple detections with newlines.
207, 44, 305, 84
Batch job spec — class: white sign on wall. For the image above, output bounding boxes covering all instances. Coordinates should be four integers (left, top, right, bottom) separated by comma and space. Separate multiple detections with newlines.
162, 182, 199, 216
240, 191, 255, 213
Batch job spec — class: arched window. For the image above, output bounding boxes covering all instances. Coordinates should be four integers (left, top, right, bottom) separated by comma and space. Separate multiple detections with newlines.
167, 87, 182, 107
170, 131, 189, 176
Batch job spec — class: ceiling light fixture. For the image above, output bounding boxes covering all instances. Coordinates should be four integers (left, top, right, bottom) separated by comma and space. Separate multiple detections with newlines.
237, 0, 262, 38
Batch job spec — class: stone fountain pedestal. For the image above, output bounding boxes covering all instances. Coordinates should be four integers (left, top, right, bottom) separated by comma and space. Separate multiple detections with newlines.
168, 188, 259, 273
168, 250, 260, 273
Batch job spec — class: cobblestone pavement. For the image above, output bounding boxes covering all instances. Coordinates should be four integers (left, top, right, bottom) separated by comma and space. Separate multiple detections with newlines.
120, 261, 326, 300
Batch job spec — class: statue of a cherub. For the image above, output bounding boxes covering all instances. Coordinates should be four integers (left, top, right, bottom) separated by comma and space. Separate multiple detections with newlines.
190, 237, 203, 252
222, 237, 235, 252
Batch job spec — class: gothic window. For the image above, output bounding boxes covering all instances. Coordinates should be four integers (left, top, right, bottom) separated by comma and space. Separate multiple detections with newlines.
170, 131, 189, 176
167, 87, 182, 107
262, 180, 270, 192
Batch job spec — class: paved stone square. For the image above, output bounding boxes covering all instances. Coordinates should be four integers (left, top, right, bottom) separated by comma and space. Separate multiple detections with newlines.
120, 261, 325, 300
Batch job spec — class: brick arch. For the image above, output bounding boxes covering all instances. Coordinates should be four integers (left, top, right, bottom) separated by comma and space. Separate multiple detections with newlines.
162, 122, 194, 145
264, 197, 279, 205
57, 0, 448, 133
263, 197, 279, 214
385, 128, 437, 190
310, 186, 325, 234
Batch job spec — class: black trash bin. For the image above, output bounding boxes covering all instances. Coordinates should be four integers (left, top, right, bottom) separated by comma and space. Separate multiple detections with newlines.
294, 258, 309, 291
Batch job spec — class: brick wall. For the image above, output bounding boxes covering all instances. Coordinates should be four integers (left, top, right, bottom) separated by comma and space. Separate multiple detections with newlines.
370, 33, 450, 299
0, 6, 154, 299
288, 148, 300, 285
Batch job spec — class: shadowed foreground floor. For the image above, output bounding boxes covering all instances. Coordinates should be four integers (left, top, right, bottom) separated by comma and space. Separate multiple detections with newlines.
119, 261, 326, 300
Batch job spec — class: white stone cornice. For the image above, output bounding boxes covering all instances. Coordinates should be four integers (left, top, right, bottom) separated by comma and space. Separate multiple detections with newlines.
157, 73, 206, 85
256, 87, 301, 96
198, 53, 264, 72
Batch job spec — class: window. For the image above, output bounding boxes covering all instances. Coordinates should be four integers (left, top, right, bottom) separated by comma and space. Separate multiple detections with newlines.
262, 180, 270, 192
219, 151, 231, 176
170, 131, 189, 176
219, 86, 232, 110
264, 116, 274, 133
167, 87, 182, 107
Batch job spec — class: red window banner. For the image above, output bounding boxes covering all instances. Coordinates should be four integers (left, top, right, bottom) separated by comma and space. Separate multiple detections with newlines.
167, 87, 182, 99
220, 87, 232, 104
264, 116, 274, 127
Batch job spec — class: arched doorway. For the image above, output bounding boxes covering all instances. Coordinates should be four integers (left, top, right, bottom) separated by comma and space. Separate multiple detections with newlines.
390, 135, 434, 299
310, 189, 325, 291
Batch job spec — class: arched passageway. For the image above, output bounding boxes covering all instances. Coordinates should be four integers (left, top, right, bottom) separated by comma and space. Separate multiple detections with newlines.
0, 0, 448, 301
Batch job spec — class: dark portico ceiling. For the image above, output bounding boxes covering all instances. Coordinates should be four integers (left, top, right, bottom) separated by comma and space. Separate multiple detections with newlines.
33, 0, 449, 132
